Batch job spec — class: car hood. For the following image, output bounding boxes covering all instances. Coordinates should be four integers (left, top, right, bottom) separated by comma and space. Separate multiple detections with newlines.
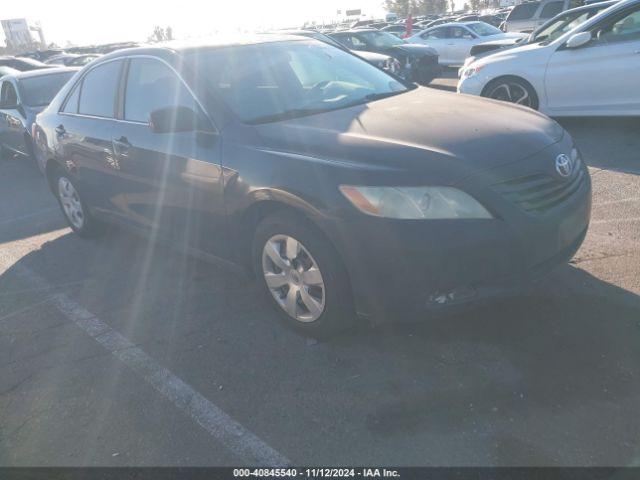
481, 40, 549, 63
476, 37, 524, 47
249, 87, 563, 183
392, 43, 438, 57
353, 50, 392, 62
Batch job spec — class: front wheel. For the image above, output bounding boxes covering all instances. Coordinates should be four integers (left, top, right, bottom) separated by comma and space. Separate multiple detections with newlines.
253, 212, 354, 337
482, 77, 539, 110
54, 171, 103, 237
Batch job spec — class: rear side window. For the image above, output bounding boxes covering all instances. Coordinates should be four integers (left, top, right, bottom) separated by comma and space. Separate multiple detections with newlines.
123, 58, 197, 123
508, 2, 541, 20
78, 60, 122, 118
61, 83, 81, 113
540, 1, 565, 19
0, 81, 18, 106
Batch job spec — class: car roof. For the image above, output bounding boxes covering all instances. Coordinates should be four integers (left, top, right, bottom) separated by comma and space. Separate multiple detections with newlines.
11, 66, 79, 80
560, 0, 617, 13
102, 34, 311, 59
332, 28, 380, 34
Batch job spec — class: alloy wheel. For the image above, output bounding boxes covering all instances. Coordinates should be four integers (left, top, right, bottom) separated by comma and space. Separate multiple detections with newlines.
261, 234, 325, 323
487, 81, 533, 107
58, 177, 85, 229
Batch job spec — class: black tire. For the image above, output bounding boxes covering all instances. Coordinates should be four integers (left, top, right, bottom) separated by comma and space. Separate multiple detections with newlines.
482, 76, 539, 110
52, 170, 104, 238
252, 211, 355, 338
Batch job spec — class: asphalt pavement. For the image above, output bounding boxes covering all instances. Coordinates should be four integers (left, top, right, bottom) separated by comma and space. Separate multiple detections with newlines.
0, 93, 639, 466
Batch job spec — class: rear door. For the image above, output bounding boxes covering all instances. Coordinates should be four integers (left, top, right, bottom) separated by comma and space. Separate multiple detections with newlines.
545, 4, 640, 114
109, 57, 225, 256
56, 59, 123, 213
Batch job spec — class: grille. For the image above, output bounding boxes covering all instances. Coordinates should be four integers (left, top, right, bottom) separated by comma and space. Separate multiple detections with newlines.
492, 167, 585, 214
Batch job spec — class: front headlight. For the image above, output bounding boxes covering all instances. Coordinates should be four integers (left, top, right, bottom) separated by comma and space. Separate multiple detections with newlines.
339, 186, 493, 219
461, 63, 485, 79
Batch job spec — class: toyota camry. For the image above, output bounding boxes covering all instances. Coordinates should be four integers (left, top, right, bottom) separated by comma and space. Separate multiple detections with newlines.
33, 36, 591, 336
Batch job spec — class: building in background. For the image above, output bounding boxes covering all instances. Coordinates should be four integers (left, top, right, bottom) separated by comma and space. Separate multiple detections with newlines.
1, 18, 46, 52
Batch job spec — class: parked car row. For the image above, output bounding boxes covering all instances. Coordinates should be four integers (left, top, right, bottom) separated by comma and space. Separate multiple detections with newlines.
0, 68, 78, 161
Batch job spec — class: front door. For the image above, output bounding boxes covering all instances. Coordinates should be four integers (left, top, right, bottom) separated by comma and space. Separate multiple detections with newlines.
545, 4, 640, 114
109, 57, 225, 257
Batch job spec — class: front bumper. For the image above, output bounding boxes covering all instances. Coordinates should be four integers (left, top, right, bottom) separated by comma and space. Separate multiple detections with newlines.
457, 74, 485, 96
328, 146, 592, 320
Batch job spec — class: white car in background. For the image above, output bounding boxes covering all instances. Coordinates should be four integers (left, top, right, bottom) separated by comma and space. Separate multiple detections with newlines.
458, 0, 640, 116
408, 22, 528, 66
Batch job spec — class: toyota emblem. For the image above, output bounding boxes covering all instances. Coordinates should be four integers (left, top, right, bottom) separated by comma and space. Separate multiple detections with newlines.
555, 154, 573, 178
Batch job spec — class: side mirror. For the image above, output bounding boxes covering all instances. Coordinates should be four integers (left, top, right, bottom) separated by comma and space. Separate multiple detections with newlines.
565, 31, 592, 49
149, 106, 202, 134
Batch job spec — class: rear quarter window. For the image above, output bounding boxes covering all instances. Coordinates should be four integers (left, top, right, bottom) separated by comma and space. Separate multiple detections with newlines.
540, 1, 565, 19
508, 2, 541, 20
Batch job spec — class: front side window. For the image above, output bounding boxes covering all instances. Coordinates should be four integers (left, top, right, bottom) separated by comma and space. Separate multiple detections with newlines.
124, 58, 197, 123
19, 72, 75, 107
185, 40, 408, 124
540, 1, 565, 19
592, 6, 640, 44
78, 60, 122, 118
449, 27, 475, 40
422, 27, 448, 39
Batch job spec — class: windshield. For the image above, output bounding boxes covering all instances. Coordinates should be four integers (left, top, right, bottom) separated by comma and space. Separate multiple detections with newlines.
18, 72, 75, 106
467, 22, 504, 36
185, 40, 408, 123
356, 31, 406, 47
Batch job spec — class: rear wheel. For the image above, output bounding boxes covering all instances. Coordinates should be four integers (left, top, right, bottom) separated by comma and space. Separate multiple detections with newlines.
253, 211, 354, 337
53, 171, 103, 237
483, 76, 539, 110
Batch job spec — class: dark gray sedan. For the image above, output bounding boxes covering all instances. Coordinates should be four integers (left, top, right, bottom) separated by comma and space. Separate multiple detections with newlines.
0, 67, 77, 165
33, 37, 590, 337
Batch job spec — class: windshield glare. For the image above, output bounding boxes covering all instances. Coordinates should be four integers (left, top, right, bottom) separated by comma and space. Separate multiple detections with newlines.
19, 72, 75, 107
467, 22, 503, 36
186, 41, 408, 123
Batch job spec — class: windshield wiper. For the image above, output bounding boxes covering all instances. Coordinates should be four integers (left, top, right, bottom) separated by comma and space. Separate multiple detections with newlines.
364, 91, 406, 101
247, 91, 408, 124
247, 107, 332, 124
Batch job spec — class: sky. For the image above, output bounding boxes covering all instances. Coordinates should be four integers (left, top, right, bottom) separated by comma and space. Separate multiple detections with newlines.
0, 0, 412, 47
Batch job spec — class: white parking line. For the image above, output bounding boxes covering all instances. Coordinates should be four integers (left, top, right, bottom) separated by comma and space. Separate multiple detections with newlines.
591, 216, 640, 225
0, 252, 290, 467
0, 207, 59, 227
593, 197, 640, 207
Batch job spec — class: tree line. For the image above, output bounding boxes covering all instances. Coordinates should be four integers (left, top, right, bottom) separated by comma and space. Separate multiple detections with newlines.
385, 0, 503, 15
